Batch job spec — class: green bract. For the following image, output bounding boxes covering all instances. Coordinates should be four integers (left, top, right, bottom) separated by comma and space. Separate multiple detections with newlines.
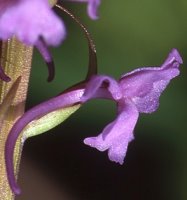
22, 104, 81, 139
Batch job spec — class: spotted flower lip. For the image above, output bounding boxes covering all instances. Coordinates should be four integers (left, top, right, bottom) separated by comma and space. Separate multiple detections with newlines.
82, 48, 183, 164
0, 0, 66, 46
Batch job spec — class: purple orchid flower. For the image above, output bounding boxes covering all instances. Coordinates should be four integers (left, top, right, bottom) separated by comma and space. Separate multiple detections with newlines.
5, 48, 182, 195
82, 49, 182, 164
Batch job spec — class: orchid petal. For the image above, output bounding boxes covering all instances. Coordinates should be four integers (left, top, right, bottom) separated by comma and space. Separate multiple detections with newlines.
0, 0, 65, 46
84, 99, 139, 164
82, 75, 122, 102
119, 49, 183, 113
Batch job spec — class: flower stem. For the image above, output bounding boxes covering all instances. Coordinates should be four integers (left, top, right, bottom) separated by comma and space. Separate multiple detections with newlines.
0, 37, 33, 200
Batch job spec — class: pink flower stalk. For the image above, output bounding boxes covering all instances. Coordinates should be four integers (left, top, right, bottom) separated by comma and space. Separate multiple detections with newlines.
5, 48, 182, 195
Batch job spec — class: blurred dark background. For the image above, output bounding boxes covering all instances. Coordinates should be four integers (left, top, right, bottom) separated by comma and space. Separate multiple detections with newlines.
16, 0, 187, 199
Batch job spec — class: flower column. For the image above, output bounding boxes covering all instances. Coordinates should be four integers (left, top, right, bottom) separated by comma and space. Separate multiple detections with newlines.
0, 38, 33, 199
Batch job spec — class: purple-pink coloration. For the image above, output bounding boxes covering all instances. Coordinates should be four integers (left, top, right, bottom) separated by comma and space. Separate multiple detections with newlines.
0, 0, 65, 46
84, 98, 138, 164
82, 49, 182, 164
5, 49, 182, 195
68, 0, 101, 19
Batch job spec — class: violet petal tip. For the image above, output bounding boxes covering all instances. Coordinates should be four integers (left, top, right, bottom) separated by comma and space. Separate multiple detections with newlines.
84, 138, 95, 147
170, 48, 183, 64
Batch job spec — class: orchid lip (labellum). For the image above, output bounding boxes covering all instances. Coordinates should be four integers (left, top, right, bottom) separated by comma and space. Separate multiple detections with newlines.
5, 48, 182, 195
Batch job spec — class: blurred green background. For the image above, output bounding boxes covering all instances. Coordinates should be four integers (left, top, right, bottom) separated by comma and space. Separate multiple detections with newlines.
16, 0, 187, 199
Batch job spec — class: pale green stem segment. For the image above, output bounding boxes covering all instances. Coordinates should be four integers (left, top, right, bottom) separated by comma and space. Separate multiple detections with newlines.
22, 104, 81, 139
0, 38, 33, 200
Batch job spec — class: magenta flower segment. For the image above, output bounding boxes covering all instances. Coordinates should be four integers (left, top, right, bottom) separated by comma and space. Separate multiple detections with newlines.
0, 0, 65, 46
5, 49, 182, 195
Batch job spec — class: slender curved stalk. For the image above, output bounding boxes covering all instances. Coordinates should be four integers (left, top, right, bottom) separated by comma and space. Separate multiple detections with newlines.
56, 3, 97, 80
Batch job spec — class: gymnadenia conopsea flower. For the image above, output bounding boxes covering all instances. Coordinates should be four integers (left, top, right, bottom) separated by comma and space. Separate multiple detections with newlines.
0, 0, 100, 199
5, 48, 182, 195
82, 49, 183, 164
